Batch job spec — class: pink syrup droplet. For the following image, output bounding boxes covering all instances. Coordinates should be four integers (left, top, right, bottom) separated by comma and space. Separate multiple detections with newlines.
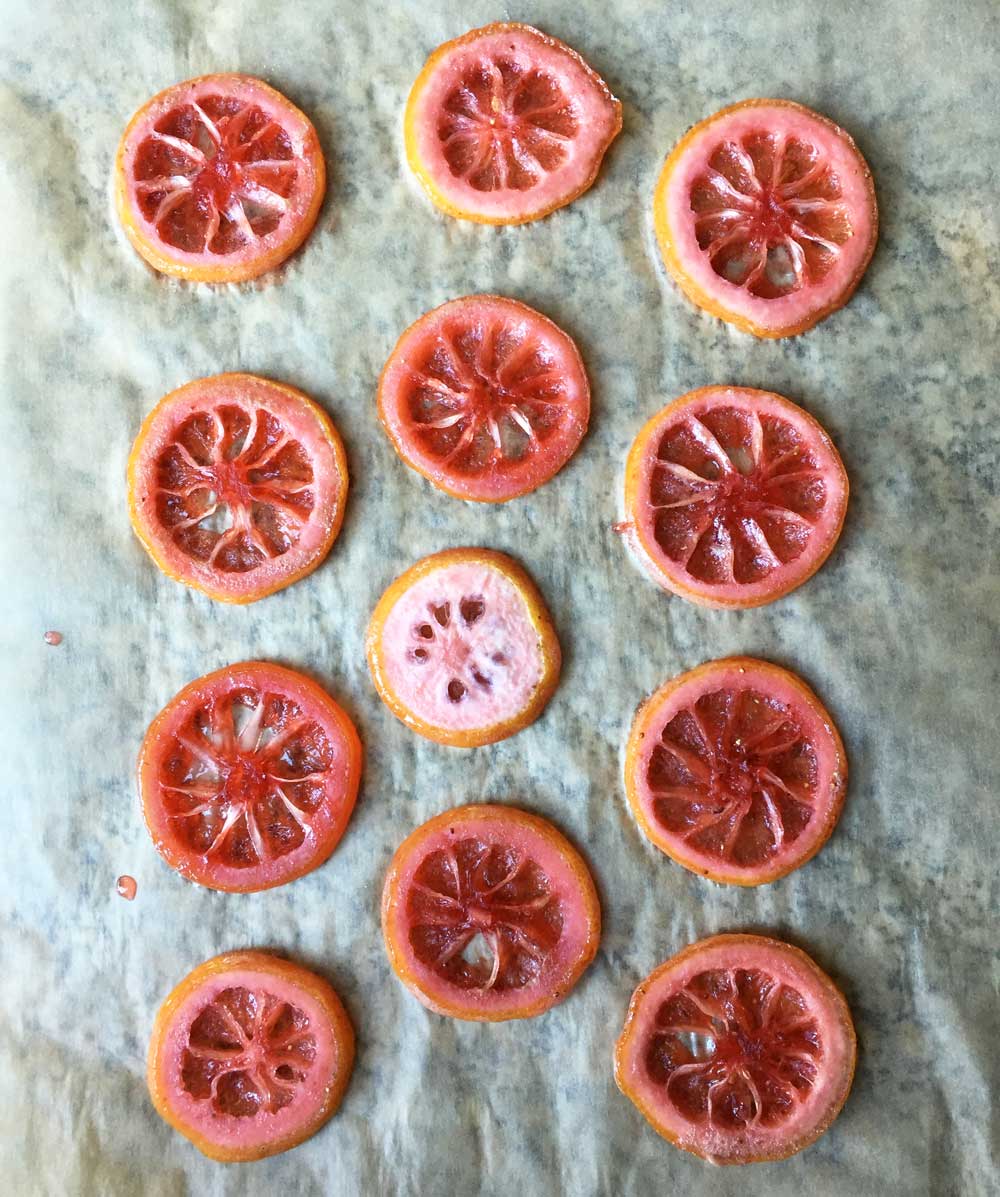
116, 875, 137, 901
44, 630, 63, 646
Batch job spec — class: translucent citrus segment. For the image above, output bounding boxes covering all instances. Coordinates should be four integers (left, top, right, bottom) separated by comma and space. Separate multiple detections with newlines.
128, 373, 348, 604
405, 23, 621, 224
139, 662, 362, 893
625, 658, 846, 886
654, 100, 877, 337
615, 934, 856, 1164
366, 548, 561, 747
378, 295, 590, 502
382, 805, 600, 1021
148, 951, 354, 1161
115, 74, 326, 282
622, 387, 848, 609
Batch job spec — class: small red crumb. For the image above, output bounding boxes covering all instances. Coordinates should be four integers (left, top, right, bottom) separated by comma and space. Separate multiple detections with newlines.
612, 521, 632, 535
43, 631, 63, 646
116, 875, 137, 901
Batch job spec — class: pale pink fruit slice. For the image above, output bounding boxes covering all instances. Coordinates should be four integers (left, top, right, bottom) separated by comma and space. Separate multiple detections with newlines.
626, 658, 847, 886
614, 934, 856, 1163
654, 99, 877, 337
116, 74, 325, 283
405, 23, 621, 224
382, 804, 601, 1020
148, 951, 354, 1161
366, 549, 561, 747
622, 387, 848, 608
378, 295, 590, 502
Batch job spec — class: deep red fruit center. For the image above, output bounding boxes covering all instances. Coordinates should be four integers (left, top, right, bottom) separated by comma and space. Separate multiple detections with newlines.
646, 685, 820, 870
153, 402, 317, 574
689, 133, 852, 298
402, 317, 573, 480
223, 757, 267, 807
157, 688, 335, 869
645, 966, 822, 1130
436, 59, 578, 192
180, 985, 318, 1117
649, 403, 832, 588
405, 836, 564, 993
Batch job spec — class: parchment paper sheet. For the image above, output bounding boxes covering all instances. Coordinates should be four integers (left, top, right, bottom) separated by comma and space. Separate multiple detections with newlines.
2, 1, 998, 1193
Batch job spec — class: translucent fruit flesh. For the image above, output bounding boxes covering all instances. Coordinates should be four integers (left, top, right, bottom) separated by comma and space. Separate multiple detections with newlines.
154, 405, 318, 575
128, 374, 347, 603
132, 97, 298, 256
406, 836, 563, 993
379, 296, 590, 502
116, 75, 325, 282
382, 806, 600, 1020
148, 952, 354, 1162
654, 100, 877, 337
624, 388, 848, 608
644, 967, 824, 1131
140, 663, 361, 892
691, 133, 853, 299
615, 935, 856, 1164
406, 24, 621, 224
181, 985, 318, 1118
626, 659, 846, 886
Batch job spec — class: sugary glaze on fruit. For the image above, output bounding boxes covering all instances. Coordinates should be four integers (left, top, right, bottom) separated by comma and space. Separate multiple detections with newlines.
655, 101, 877, 337
644, 965, 823, 1130
383, 297, 589, 501
153, 683, 337, 872
180, 985, 317, 1117
130, 92, 301, 257
407, 24, 621, 224
152, 402, 317, 575
406, 836, 563, 992
690, 132, 853, 299
645, 683, 820, 870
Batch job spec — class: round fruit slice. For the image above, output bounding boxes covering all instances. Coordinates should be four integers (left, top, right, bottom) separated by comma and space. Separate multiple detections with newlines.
653, 99, 877, 337
614, 934, 856, 1164
625, 657, 846, 886
621, 387, 848, 609
378, 295, 590, 502
405, 22, 621, 225
139, 662, 362, 893
148, 950, 354, 1161
115, 74, 325, 283
382, 804, 600, 1021
128, 373, 348, 604
366, 548, 560, 747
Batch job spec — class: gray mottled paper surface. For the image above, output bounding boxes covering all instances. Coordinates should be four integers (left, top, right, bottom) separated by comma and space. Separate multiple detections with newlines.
2, 1, 998, 1194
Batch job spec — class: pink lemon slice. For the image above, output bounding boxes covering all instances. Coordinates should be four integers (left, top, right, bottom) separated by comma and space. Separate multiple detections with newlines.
382, 804, 601, 1021
128, 373, 348, 604
115, 74, 326, 283
148, 951, 354, 1161
139, 662, 363, 893
405, 23, 621, 224
378, 295, 590, 502
366, 548, 561, 748
614, 934, 856, 1164
653, 99, 877, 337
625, 658, 847, 886
621, 387, 848, 609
